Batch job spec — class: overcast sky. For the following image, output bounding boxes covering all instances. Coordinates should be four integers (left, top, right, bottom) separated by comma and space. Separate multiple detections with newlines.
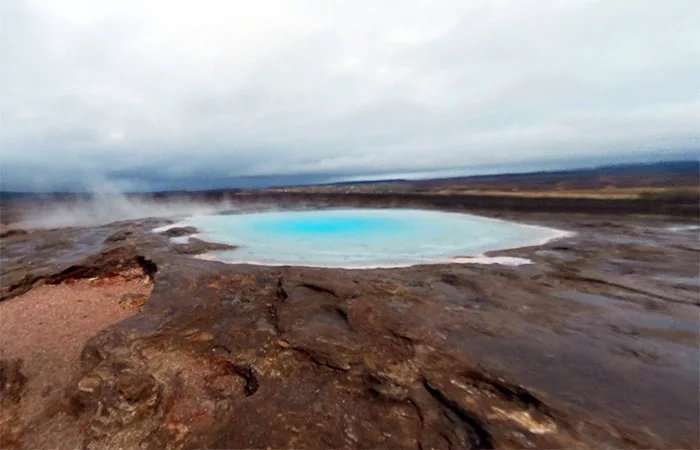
1, 0, 699, 191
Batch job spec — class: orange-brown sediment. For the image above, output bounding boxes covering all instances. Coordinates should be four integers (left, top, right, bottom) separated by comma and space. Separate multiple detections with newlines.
0, 270, 152, 443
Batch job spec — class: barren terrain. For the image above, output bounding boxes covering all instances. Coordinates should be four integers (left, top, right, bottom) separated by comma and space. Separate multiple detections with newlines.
0, 164, 698, 449
0, 205, 698, 449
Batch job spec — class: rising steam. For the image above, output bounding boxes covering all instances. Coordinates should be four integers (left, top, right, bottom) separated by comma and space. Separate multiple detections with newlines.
6, 180, 239, 229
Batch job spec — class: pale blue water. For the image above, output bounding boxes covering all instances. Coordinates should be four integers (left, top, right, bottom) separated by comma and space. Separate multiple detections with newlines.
183, 209, 562, 268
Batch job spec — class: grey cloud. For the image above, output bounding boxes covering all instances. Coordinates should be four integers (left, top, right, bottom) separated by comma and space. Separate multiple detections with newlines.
1, 0, 699, 191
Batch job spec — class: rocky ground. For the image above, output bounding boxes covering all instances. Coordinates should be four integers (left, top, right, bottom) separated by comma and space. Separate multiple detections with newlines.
0, 208, 698, 449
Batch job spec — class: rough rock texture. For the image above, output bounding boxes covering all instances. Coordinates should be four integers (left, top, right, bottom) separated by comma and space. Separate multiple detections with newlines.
160, 226, 199, 238
0, 265, 153, 449
171, 237, 237, 255
0, 212, 698, 449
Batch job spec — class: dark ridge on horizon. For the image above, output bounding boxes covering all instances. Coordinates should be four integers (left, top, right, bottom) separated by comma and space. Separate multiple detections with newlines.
427, 159, 699, 182
0, 159, 697, 198
292, 160, 700, 189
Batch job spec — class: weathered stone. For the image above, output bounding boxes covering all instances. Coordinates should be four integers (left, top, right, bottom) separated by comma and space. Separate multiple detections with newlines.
0, 211, 698, 449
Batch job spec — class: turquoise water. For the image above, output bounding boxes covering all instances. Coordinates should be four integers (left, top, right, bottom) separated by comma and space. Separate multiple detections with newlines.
183, 209, 562, 268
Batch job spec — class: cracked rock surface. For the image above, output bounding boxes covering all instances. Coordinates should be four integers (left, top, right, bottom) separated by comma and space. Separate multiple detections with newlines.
0, 212, 698, 449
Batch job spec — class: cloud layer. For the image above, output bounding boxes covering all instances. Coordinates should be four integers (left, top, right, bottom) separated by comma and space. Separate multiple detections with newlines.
2, 0, 699, 191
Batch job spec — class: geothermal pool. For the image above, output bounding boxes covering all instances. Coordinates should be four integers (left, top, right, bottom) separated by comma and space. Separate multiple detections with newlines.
181, 209, 566, 268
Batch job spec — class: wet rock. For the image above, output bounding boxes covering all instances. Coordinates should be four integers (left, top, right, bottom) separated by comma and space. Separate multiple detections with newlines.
71, 364, 163, 447
104, 229, 133, 242
119, 292, 148, 310
77, 375, 101, 393
0, 228, 28, 239
160, 226, 198, 237
2, 212, 698, 449
0, 359, 27, 448
172, 238, 236, 255
0, 359, 27, 404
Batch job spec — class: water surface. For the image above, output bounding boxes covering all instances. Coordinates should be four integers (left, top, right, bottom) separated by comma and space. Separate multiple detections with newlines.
183, 209, 565, 268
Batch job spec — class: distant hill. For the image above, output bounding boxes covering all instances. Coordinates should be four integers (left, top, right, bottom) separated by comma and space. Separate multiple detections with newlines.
263, 160, 699, 196
1, 160, 698, 223
1, 160, 697, 198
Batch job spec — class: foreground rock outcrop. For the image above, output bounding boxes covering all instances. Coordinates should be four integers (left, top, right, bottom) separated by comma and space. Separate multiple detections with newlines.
0, 213, 698, 449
